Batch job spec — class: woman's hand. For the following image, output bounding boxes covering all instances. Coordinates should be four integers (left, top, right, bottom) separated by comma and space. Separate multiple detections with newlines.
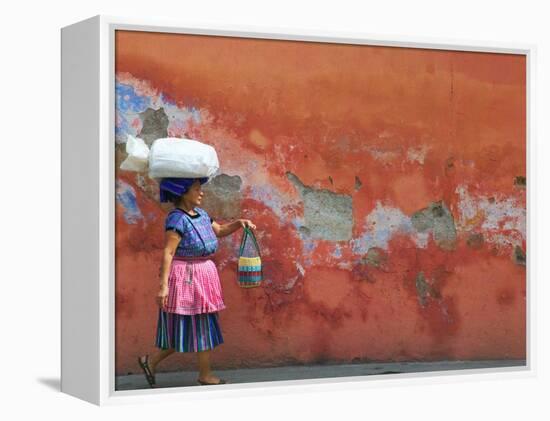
239, 219, 256, 230
156, 286, 169, 309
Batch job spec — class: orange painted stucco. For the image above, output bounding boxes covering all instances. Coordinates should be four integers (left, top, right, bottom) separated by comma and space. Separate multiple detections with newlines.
114, 31, 526, 375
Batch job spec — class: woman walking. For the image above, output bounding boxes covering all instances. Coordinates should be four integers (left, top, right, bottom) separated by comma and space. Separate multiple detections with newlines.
138, 176, 256, 387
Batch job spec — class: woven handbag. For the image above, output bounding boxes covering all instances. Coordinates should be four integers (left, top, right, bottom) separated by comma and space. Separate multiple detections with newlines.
238, 227, 262, 288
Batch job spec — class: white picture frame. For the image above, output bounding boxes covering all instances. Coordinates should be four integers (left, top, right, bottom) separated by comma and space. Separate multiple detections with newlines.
61, 14, 535, 406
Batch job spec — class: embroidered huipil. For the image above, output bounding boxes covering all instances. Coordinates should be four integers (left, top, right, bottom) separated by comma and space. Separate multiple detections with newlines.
163, 207, 225, 315
165, 207, 219, 257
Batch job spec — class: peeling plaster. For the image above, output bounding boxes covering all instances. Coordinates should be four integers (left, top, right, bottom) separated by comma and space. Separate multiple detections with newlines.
415, 271, 442, 307
466, 233, 484, 249
238, 178, 316, 269
367, 145, 402, 162
116, 180, 143, 224
115, 83, 151, 143
513, 245, 526, 266
365, 247, 387, 268
406, 145, 431, 164
286, 171, 353, 241
411, 201, 457, 251
366, 141, 431, 166
354, 176, 363, 191
336, 261, 353, 270
115, 74, 204, 144
456, 184, 526, 249
514, 176, 526, 189
351, 201, 426, 253
332, 244, 343, 258
248, 183, 289, 221
202, 174, 243, 219
138, 107, 169, 145
351, 200, 455, 254
164, 101, 202, 137
113, 42, 527, 371
415, 271, 432, 307
135, 173, 159, 201
296, 262, 306, 276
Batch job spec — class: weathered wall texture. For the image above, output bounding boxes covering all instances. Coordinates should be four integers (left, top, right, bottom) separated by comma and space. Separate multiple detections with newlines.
114, 31, 526, 375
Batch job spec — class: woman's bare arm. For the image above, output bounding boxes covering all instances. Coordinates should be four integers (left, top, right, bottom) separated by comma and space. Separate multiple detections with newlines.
157, 230, 182, 308
212, 219, 256, 238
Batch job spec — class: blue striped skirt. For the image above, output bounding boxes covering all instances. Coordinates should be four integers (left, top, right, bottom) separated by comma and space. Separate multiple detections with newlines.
155, 310, 224, 353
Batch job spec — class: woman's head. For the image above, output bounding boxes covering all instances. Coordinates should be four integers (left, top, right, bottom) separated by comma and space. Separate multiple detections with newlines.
159, 177, 208, 207
180, 179, 205, 207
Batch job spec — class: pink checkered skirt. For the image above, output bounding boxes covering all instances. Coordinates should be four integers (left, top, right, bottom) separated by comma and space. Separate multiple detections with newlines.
164, 255, 226, 315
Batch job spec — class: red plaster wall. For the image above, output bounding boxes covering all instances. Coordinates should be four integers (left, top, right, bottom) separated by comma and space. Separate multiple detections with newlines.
114, 31, 526, 375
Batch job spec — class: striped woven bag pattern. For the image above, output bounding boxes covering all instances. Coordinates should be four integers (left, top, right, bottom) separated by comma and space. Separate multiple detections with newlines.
238, 227, 262, 288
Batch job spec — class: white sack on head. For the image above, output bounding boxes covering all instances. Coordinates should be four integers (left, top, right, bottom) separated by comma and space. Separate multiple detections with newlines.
119, 134, 150, 172
148, 137, 220, 179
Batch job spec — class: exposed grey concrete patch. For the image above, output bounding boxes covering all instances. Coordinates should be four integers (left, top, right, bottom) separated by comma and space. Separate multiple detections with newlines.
467, 233, 484, 250
134, 173, 159, 202
411, 201, 457, 250
138, 107, 169, 145
208, 173, 242, 192
286, 172, 353, 241
115, 143, 128, 169
415, 271, 442, 307
299, 226, 312, 236
352, 257, 374, 283
202, 174, 243, 219
415, 271, 432, 307
513, 245, 526, 266
365, 247, 387, 268
514, 176, 526, 189
351, 248, 389, 282
355, 176, 363, 191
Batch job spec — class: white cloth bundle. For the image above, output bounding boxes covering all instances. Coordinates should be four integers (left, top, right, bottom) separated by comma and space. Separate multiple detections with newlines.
119, 135, 150, 172
120, 135, 220, 179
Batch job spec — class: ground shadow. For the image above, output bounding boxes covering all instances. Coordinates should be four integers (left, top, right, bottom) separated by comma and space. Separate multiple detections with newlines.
37, 377, 61, 392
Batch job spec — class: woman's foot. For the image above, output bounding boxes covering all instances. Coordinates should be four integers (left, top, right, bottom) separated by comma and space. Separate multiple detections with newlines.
197, 373, 226, 385
138, 355, 157, 388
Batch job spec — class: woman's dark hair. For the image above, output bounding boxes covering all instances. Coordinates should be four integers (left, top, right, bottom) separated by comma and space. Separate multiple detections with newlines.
164, 190, 183, 206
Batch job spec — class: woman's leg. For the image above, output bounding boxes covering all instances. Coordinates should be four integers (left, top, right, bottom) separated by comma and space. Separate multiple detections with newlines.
197, 350, 222, 383
140, 348, 176, 375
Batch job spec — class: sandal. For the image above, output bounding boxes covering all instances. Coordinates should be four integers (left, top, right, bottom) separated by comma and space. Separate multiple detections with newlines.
197, 378, 227, 385
138, 355, 156, 388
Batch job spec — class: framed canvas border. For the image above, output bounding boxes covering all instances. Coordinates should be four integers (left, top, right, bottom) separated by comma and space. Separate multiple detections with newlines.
62, 14, 536, 406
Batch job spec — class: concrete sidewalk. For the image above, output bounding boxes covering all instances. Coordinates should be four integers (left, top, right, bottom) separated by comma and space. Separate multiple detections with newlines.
116, 360, 526, 391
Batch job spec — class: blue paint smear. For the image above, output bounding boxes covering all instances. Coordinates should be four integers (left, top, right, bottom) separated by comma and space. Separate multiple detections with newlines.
351, 232, 375, 254
304, 240, 316, 252
116, 83, 151, 114
115, 114, 130, 136
290, 217, 318, 261
190, 107, 201, 123
291, 219, 301, 230
115, 181, 143, 224
115, 80, 202, 142
160, 92, 176, 106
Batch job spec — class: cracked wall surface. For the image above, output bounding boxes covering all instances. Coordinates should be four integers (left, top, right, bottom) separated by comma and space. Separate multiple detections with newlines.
138, 107, 169, 145
113, 31, 526, 375
411, 201, 457, 251
286, 172, 353, 241
202, 173, 243, 219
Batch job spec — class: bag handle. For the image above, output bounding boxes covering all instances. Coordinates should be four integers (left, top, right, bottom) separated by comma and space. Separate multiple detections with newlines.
239, 226, 261, 258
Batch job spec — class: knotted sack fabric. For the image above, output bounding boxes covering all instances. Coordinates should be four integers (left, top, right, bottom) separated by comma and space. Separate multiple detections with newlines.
119, 134, 220, 179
